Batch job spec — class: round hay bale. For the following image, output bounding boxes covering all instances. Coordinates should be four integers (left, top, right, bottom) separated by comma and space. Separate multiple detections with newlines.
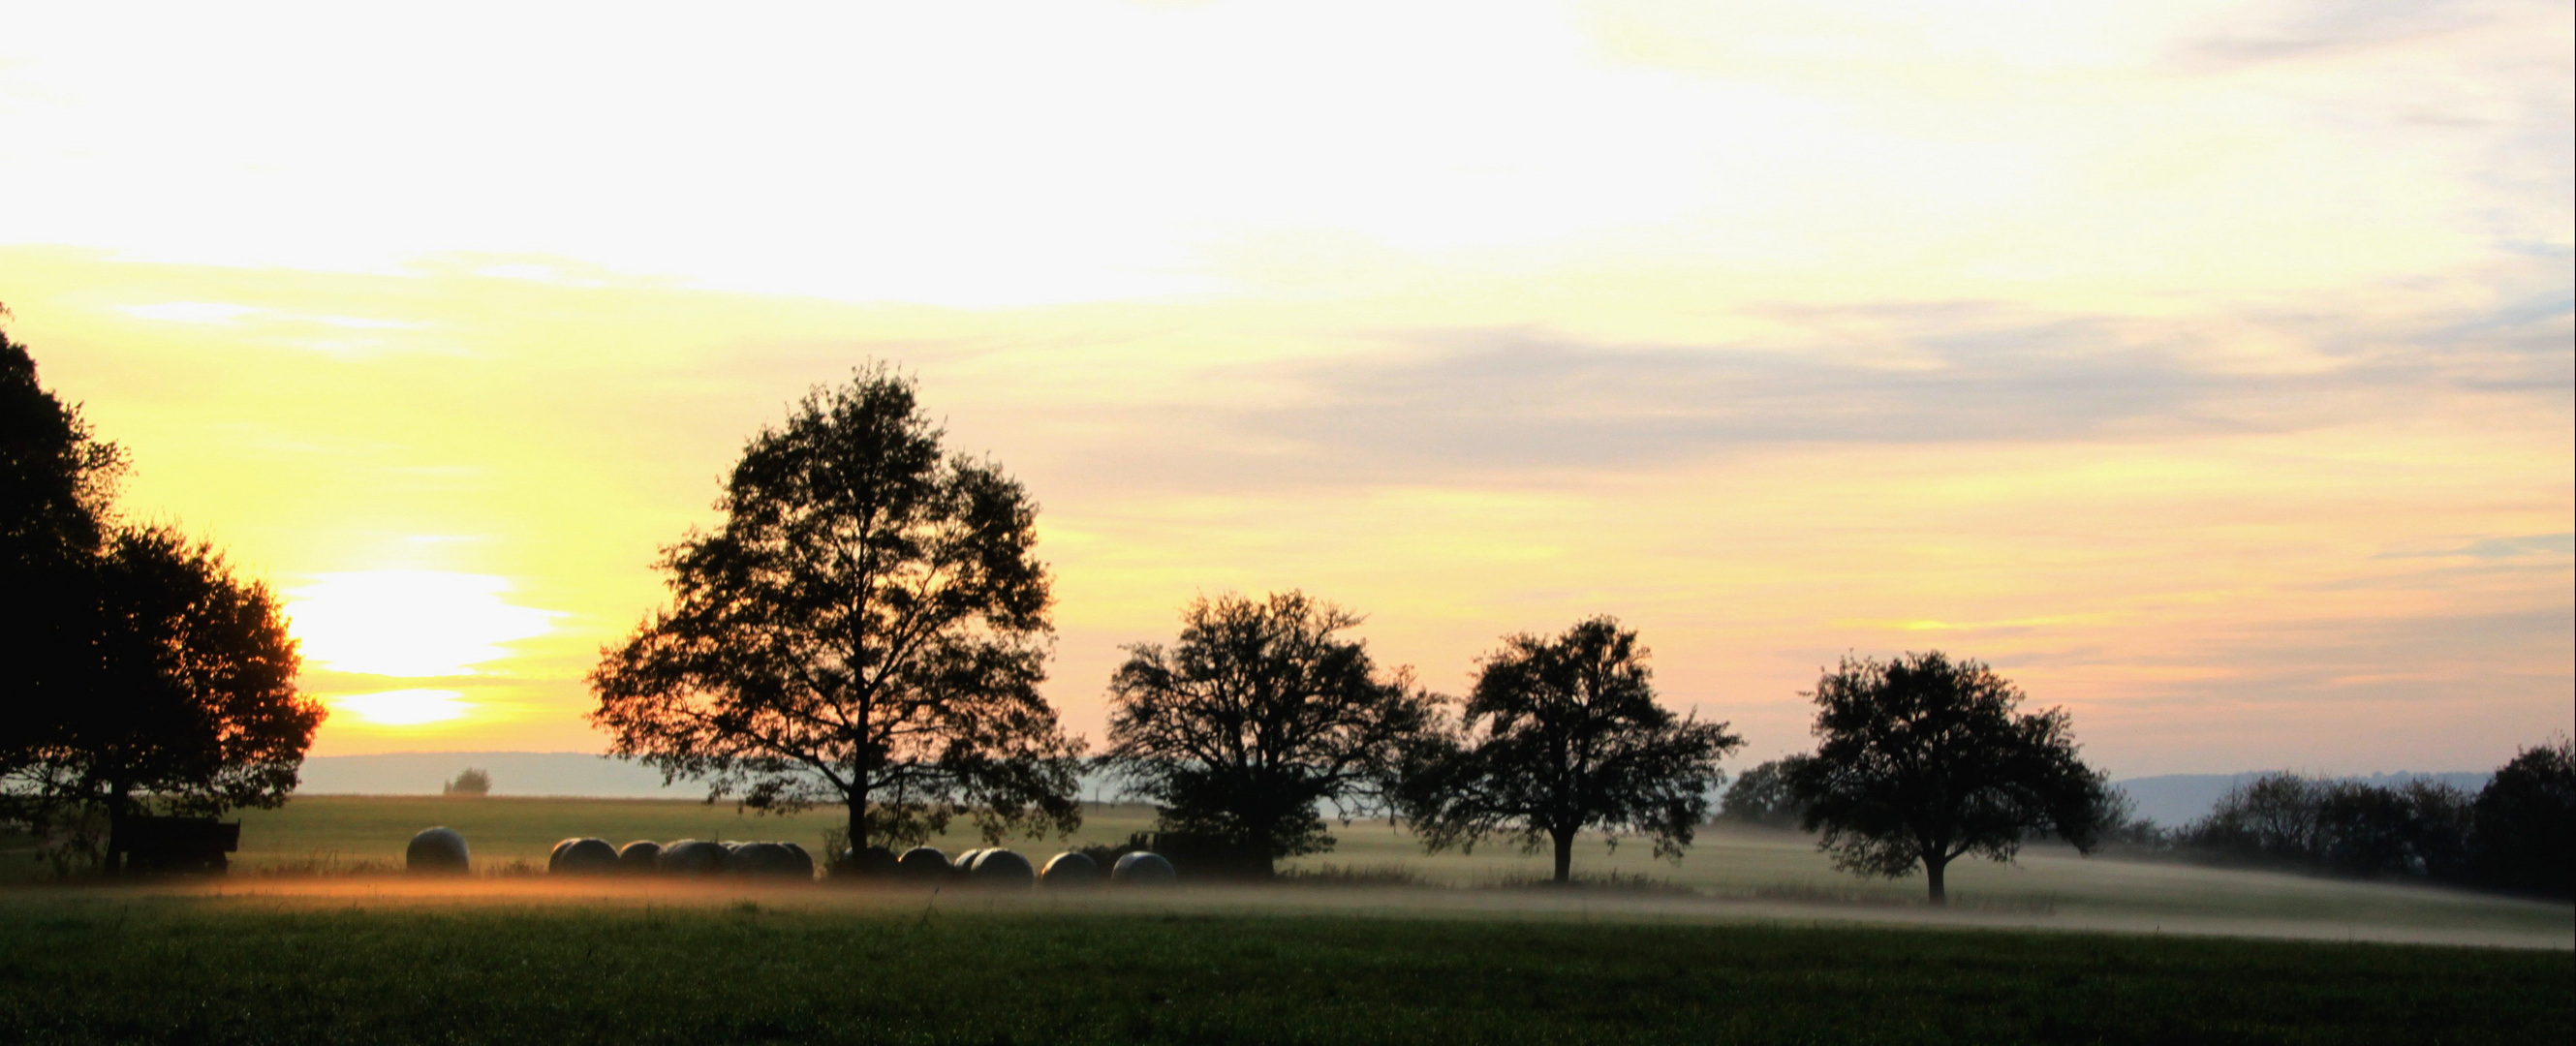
966, 848, 1035, 889
658, 839, 729, 876
616, 841, 663, 874
895, 846, 949, 882
950, 847, 985, 874
406, 827, 470, 875
778, 843, 817, 880
1039, 851, 1100, 888
730, 842, 802, 877
555, 838, 619, 875
1110, 851, 1176, 886
547, 838, 580, 874
833, 846, 899, 880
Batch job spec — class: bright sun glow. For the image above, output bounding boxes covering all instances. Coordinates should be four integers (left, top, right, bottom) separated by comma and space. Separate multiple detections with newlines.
287, 570, 555, 677
331, 689, 474, 726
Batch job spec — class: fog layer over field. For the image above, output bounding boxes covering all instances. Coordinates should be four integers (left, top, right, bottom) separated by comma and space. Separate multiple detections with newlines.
129, 797, 2573, 950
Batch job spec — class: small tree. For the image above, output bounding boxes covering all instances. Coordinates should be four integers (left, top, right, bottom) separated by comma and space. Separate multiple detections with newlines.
1101, 592, 1440, 877
1403, 617, 1742, 883
443, 768, 491, 797
591, 366, 1083, 852
1785, 652, 2110, 904
1719, 757, 1808, 829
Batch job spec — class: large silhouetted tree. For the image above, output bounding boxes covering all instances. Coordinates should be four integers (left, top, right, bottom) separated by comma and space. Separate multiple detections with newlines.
1402, 617, 1740, 883
1101, 592, 1440, 877
4, 313, 323, 867
590, 366, 1083, 852
2472, 737, 2574, 897
1785, 652, 2111, 904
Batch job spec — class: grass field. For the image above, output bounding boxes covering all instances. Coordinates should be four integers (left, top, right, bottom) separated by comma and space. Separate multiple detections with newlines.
11, 794, 2554, 948
1, 886, 2567, 1045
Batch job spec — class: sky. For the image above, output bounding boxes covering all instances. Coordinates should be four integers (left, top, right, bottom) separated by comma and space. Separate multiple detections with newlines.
1, 0, 2567, 777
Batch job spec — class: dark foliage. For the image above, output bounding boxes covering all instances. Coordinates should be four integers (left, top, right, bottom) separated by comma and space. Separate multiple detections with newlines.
1101, 592, 1440, 876
1402, 617, 1741, 882
2, 321, 320, 871
2179, 741, 2571, 898
1785, 651, 2112, 904
590, 366, 1082, 850
1718, 757, 1808, 829
2471, 738, 2574, 897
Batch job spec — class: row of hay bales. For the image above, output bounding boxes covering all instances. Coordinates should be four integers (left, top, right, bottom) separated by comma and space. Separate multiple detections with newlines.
834, 846, 1175, 888
404, 826, 1177, 887
553, 837, 817, 877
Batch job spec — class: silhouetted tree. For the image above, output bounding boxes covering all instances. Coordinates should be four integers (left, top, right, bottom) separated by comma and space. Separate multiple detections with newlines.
443, 768, 491, 797
2472, 738, 2574, 897
1101, 592, 1439, 877
590, 366, 1082, 852
4, 320, 319, 870
2180, 772, 2476, 881
1403, 617, 1742, 883
1785, 652, 2110, 904
1719, 756, 1809, 829
1, 315, 124, 827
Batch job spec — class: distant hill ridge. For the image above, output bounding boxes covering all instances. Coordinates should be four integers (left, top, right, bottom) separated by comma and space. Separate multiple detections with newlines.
296, 752, 2487, 826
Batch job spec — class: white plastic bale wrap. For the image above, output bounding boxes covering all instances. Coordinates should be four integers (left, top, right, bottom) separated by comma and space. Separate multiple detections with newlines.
616, 841, 663, 874
1039, 851, 1100, 887
406, 827, 470, 875
730, 842, 804, 877
895, 846, 949, 882
658, 839, 729, 876
778, 843, 817, 880
966, 848, 1035, 889
1110, 851, 1176, 886
555, 838, 620, 874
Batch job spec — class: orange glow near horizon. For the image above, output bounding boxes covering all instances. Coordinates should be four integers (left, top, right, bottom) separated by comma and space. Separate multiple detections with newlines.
1, 2, 2566, 774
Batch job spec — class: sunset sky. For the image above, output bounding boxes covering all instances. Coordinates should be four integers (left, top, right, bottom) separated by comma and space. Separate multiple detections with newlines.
3, 0, 2567, 776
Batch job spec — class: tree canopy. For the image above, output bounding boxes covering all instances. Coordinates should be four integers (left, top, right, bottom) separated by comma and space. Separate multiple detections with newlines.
1401, 616, 1740, 882
2471, 737, 2574, 897
3, 319, 321, 869
589, 366, 1082, 853
1101, 591, 1440, 876
1785, 651, 2110, 904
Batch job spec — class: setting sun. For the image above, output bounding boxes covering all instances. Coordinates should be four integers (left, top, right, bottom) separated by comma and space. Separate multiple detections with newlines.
329, 689, 474, 727
286, 570, 555, 679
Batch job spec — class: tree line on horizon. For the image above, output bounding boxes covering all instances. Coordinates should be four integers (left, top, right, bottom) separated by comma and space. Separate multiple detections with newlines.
5, 338, 2567, 902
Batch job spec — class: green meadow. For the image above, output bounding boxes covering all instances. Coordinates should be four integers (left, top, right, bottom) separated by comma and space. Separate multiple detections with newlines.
0, 891, 2566, 1045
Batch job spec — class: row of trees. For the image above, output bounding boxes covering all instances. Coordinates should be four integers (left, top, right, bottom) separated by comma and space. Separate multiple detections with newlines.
2174, 745, 2573, 896
592, 368, 2119, 901
1720, 741, 2576, 899
0, 312, 324, 868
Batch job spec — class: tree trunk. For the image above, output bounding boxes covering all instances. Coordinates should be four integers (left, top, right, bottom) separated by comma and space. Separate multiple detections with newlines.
105, 788, 130, 877
846, 797, 866, 857
1924, 850, 1949, 906
1552, 828, 1575, 884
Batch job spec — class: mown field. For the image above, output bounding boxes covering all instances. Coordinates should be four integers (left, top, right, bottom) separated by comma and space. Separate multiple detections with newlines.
0, 888, 2567, 1046
9, 794, 2553, 947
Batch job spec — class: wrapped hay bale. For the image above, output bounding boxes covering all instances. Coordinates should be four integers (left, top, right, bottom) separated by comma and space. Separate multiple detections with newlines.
554, 838, 619, 875
895, 846, 949, 883
966, 848, 1035, 889
658, 839, 729, 876
1039, 851, 1099, 888
616, 841, 663, 874
406, 827, 470, 876
833, 846, 899, 880
1111, 851, 1175, 886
